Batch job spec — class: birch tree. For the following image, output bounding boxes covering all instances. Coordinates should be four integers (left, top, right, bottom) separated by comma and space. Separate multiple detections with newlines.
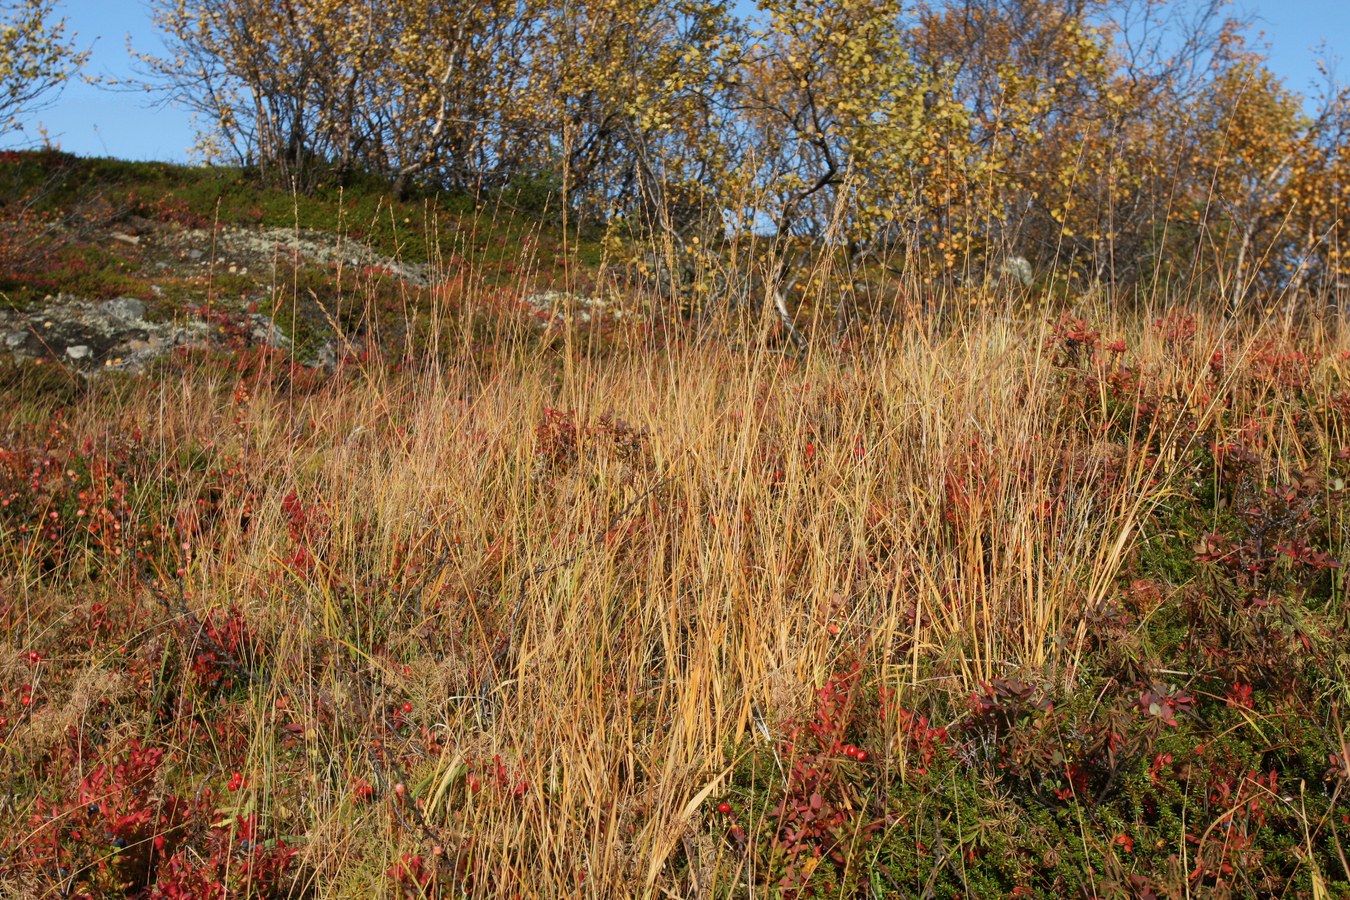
0, 0, 88, 136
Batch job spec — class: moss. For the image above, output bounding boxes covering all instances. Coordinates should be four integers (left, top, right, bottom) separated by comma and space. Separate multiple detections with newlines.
1133, 529, 1197, 594
0, 245, 156, 305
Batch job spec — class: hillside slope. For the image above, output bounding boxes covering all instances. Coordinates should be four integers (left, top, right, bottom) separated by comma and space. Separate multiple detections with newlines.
1, 150, 617, 373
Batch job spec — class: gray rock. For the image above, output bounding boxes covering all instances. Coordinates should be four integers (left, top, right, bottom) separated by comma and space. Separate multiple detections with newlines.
0, 217, 437, 378
1000, 256, 1034, 287
189, 227, 432, 287
99, 298, 146, 322
312, 340, 339, 371
519, 290, 624, 327
0, 297, 212, 375
249, 313, 289, 349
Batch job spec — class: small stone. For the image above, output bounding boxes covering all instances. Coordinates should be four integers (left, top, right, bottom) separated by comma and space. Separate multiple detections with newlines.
228, 264, 238, 274
66, 345, 92, 360
110, 232, 141, 246
186, 248, 204, 261
5, 331, 26, 348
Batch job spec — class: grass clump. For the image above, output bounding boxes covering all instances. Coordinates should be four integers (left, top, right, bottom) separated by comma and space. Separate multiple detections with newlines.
1, 289, 1347, 896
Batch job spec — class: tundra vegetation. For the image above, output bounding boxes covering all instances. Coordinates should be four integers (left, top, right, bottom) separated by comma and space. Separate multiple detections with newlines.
0, 0, 1349, 897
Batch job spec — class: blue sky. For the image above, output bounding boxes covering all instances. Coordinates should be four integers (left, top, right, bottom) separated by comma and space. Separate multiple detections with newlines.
3, 0, 1347, 162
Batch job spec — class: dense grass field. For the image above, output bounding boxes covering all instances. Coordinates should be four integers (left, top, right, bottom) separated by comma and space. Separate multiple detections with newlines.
1, 156, 1348, 898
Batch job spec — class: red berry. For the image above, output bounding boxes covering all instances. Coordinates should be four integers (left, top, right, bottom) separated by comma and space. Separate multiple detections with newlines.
401, 702, 413, 714
716, 802, 732, 814
843, 745, 857, 757
855, 750, 868, 762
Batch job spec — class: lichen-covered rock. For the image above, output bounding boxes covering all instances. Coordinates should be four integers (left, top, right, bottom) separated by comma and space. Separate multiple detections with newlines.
178, 227, 432, 287
0, 295, 293, 374
1, 214, 431, 376
518, 290, 627, 327
1000, 256, 1034, 287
